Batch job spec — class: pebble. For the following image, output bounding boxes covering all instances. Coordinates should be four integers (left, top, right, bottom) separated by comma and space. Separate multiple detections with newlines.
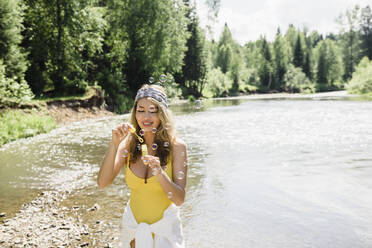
0, 190, 121, 247
0, 212, 6, 218
88, 203, 100, 211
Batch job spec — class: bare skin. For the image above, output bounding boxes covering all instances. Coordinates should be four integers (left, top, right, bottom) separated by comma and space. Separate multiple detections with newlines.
97, 98, 188, 247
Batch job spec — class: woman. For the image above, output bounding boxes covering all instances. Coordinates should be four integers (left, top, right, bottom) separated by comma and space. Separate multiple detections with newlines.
97, 83, 187, 248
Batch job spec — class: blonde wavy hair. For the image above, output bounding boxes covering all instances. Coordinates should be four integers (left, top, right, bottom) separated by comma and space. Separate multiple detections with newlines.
127, 84, 176, 167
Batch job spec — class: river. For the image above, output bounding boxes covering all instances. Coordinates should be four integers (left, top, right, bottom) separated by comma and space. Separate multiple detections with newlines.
1, 93, 372, 247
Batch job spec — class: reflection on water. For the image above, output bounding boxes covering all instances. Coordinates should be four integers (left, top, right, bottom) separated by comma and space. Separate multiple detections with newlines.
1, 97, 372, 247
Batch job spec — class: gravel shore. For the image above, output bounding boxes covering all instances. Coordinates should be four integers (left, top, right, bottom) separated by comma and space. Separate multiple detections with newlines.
0, 191, 120, 247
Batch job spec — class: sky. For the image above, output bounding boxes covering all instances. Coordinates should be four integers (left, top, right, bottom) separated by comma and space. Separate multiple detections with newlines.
196, 0, 371, 44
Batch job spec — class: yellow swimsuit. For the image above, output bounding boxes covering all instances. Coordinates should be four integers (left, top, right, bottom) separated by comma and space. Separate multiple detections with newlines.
125, 154, 172, 224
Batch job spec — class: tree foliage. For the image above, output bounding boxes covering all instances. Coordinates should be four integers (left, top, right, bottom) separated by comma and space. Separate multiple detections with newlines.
119, 0, 188, 93
273, 33, 289, 90
258, 37, 274, 91
176, 1, 207, 97
215, 23, 233, 73
346, 57, 372, 94
22, 0, 107, 95
0, 0, 33, 106
337, 5, 363, 80
293, 34, 305, 69
315, 39, 343, 89
360, 6, 372, 60
284, 64, 313, 93
3, 1, 372, 110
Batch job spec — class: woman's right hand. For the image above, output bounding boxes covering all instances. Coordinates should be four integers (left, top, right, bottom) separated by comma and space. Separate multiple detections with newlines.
111, 123, 131, 147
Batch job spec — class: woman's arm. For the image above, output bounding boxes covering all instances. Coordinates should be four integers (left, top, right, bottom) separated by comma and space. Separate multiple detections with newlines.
147, 138, 188, 206
97, 124, 130, 188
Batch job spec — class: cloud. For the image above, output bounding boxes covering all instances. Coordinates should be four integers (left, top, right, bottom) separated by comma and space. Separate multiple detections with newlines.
196, 0, 371, 44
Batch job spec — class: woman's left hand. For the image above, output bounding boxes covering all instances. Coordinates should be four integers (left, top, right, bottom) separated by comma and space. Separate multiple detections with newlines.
142, 155, 162, 175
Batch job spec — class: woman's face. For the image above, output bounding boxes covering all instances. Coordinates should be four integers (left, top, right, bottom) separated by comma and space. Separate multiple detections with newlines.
135, 98, 161, 132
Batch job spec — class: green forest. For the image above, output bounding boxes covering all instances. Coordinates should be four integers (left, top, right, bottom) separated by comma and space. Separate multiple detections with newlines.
1, 0, 372, 113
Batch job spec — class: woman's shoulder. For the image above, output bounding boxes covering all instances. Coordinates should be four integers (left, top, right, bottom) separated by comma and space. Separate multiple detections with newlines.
171, 137, 187, 159
172, 137, 187, 149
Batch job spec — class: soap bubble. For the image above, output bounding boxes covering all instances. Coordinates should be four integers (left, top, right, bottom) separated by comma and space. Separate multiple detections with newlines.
176, 171, 185, 180
152, 143, 158, 150
167, 192, 173, 199
152, 127, 157, 134
164, 123, 171, 130
159, 74, 167, 83
152, 168, 160, 175
149, 77, 154, 83
121, 149, 128, 158
164, 142, 169, 148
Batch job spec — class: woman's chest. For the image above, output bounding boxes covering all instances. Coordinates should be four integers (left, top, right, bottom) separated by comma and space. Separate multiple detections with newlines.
129, 159, 153, 179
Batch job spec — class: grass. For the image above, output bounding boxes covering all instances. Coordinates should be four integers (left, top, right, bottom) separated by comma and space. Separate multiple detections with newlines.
0, 109, 57, 147
0, 86, 103, 147
32, 86, 99, 103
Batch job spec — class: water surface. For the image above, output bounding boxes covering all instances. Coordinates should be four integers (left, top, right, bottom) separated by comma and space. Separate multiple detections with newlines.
1, 96, 372, 247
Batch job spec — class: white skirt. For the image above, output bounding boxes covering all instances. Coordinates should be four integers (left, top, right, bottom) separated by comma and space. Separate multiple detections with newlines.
120, 202, 185, 248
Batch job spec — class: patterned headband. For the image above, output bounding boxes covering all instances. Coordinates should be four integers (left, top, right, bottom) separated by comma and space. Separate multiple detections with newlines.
135, 87, 168, 108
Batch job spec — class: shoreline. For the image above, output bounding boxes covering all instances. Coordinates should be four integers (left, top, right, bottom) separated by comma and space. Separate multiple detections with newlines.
39, 91, 359, 127
213, 90, 363, 100
0, 89, 367, 247
169, 90, 361, 105
46, 105, 114, 126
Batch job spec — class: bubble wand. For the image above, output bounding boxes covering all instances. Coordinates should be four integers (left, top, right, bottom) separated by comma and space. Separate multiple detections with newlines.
128, 125, 144, 143
128, 125, 148, 157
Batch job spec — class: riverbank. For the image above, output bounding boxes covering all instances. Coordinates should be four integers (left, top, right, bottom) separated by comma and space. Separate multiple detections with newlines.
46, 105, 113, 126
169, 90, 361, 106
0, 87, 114, 147
214, 90, 361, 100
44, 86, 114, 126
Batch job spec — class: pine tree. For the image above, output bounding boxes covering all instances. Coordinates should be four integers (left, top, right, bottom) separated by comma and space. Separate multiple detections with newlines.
273, 33, 288, 90
216, 23, 233, 73
179, 1, 207, 97
360, 5, 372, 60
258, 37, 273, 90
317, 43, 328, 86
293, 34, 304, 69
303, 52, 312, 80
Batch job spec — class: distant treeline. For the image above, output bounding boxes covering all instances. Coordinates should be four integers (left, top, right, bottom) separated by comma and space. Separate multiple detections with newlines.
0, 1, 371, 112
